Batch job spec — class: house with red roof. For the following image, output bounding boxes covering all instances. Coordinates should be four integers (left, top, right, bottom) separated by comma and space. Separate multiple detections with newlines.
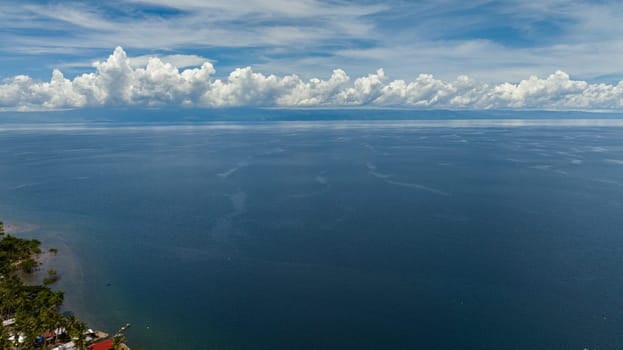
88, 339, 113, 350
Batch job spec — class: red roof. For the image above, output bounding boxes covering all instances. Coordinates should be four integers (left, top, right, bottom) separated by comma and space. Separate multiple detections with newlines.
88, 339, 113, 350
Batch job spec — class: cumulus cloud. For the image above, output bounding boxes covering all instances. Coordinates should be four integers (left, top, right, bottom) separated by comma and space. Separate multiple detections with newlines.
1, 47, 622, 111
128, 54, 212, 69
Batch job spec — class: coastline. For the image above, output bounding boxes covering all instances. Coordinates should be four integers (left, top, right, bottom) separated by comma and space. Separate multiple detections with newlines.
1, 218, 133, 349
3, 220, 92, 322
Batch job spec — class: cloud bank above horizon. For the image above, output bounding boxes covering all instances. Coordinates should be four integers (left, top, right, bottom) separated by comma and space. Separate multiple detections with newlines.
1, 47, 622, 111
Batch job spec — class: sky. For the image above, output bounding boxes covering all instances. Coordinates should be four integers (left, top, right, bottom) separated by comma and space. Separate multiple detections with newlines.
1, 0, 623, 110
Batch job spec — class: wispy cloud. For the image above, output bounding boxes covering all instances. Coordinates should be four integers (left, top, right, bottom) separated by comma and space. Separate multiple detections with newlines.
2, 1, 623, 85
1, 0, 382, 50
2, 47, 622, 111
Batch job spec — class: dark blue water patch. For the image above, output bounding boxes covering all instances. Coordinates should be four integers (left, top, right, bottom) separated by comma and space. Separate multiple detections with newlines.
1, 123, 623, 349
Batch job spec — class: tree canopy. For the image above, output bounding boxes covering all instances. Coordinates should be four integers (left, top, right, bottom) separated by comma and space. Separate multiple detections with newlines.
0, 224, 88, 350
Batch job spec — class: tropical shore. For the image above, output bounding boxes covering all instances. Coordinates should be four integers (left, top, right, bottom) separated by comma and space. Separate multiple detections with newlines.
0, 219, 133, 350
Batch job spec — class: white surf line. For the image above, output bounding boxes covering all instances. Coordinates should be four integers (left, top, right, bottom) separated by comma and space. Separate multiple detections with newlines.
11, 182, 47, 190
218, 161, 249, 178
365, 162, 392, 178
218, 167, 239, 178
604, 159, 623, 165
370, 170, 392, 179
384, 179, 451, 196
365, 161, 450, 196
529, 164, 554, 170
596, 178, 623, 187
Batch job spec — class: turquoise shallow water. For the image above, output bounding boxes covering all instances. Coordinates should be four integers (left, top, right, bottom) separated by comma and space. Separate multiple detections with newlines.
1, 118, 623, 349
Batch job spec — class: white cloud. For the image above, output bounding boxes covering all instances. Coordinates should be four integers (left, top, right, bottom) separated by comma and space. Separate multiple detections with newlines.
1, 47, 623, 111
3, 1, 382, 51
128, 54, 212, 69
3, 0, 623, 84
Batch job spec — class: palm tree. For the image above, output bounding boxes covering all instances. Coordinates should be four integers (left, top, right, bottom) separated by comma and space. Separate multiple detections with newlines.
0, 323, 11, 350
66, 314, 87, 350
113, 334, 126, 350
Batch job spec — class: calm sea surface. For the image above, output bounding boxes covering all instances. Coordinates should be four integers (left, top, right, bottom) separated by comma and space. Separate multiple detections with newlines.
1, 119, 623, 349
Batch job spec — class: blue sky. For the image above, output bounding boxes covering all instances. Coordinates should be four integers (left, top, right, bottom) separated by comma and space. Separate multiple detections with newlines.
1, 0, 623, 110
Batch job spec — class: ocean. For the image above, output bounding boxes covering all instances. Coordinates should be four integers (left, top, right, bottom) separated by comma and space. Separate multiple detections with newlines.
1, 113, 623, 349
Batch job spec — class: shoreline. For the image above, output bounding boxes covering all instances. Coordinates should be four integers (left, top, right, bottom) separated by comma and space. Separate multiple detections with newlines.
3, 219, 95, 319
4, 220, 92, 321
1, 219, 133, 349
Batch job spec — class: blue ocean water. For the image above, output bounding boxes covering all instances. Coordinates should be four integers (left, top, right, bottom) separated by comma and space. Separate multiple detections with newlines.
1, 115, 623, 349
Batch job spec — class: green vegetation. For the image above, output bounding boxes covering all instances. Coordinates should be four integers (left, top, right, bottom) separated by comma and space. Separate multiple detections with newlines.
48, 248, 58, 255
19, 258, 39, 274
0, 235, 41, 277
0, 223, 88, 349
43, 270, 59, 286
113, 333, 125, 350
